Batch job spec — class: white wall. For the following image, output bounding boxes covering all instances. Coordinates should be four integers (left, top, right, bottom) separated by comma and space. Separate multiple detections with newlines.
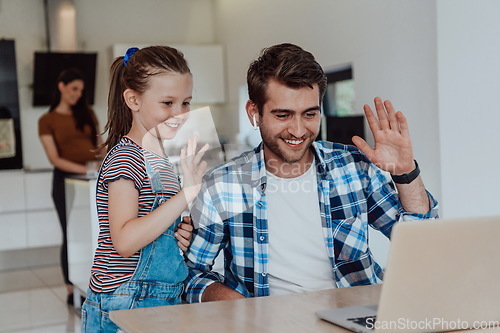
0, 0, 215, 170
437, 0, 500, 218
213, 0, 440, 267
75, 0, 216, 120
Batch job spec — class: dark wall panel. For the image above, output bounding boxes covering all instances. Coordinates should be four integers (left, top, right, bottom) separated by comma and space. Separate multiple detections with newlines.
0, 39, 23, 169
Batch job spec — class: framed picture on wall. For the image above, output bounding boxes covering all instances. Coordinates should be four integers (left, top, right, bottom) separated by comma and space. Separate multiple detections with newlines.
0, 118, 15, 158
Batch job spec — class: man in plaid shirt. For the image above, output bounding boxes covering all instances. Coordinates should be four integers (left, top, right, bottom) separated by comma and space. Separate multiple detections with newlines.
185, 43, 438, 303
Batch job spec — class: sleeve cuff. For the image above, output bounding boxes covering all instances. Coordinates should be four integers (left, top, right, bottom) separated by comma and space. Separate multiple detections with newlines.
400, 190, 439, 220
185, 272, 224, 303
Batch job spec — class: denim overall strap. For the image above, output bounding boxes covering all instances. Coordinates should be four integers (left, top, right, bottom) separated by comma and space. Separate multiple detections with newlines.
144, 157, 182, 237
114, 157, 188, 301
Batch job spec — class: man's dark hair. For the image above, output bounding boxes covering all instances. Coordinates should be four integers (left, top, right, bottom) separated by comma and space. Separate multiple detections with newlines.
247, 43, 327, 113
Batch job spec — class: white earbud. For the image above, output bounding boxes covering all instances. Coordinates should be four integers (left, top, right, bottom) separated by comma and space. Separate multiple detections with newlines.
252, 114, 258, 130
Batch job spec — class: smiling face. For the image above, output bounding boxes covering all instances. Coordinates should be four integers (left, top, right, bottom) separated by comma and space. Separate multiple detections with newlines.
130, 72, 193, 143
59, 79, 84, 107
251, 79, 321, 176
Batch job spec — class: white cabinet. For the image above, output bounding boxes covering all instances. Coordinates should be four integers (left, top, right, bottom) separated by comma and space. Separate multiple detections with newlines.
0, 171, 27, 251
26, 211, 61, 248
0, 212, 27, 251
0, 170, 60, 251
25, 172, 61, 247
24, 172, 54, 210
0, 170, 26, 213
112, 44, 226, 104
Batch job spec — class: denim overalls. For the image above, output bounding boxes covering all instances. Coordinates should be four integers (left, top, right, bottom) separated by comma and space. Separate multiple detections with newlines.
82, 158, 188, 333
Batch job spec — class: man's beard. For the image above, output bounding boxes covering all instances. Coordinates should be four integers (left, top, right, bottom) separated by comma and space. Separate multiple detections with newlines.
260, 132, 315, 164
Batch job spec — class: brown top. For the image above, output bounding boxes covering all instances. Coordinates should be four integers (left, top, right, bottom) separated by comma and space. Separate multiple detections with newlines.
38, 111, 98, 164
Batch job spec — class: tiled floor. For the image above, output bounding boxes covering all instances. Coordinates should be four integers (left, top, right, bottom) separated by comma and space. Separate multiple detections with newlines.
0, 265, 81, 333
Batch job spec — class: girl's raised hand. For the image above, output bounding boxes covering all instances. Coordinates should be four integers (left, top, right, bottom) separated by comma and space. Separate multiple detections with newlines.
179, 134, 209, 203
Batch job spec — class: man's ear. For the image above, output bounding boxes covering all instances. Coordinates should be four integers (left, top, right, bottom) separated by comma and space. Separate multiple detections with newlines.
246, 100, 259, 127
123, 89, 140, 111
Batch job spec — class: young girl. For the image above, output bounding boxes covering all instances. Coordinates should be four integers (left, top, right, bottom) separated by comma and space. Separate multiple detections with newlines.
38, 68, 102, 304
81, 46, 208, 332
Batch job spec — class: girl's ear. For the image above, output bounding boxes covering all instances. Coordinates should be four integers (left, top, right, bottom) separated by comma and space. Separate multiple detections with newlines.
123, 89, 140, 111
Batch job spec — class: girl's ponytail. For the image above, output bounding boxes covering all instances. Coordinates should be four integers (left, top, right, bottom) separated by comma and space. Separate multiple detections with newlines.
101, 57, 132, 152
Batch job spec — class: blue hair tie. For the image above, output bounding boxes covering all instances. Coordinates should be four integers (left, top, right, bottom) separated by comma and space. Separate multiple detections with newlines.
123, 47, 139, 66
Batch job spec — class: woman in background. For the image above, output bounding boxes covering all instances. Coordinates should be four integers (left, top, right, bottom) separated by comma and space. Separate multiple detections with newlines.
38, 68, 101, 305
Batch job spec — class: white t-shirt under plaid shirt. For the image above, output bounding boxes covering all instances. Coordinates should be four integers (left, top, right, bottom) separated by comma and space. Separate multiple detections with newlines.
266, 159, 336, 295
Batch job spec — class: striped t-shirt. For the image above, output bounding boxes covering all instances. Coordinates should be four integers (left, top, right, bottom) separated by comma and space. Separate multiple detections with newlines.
89, 136, 180, 293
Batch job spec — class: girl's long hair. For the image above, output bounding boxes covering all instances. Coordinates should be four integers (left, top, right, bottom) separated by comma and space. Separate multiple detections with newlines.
50, 68, 98, 147
102, 46, 191, 152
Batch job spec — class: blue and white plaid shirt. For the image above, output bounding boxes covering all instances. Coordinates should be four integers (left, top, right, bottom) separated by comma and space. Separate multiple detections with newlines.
185, 141, 438, 303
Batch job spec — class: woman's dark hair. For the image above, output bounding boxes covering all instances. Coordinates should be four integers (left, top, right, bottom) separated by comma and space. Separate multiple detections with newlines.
103, 46, 191, 152
247, 43, 327, 114
50, 68, 98, 147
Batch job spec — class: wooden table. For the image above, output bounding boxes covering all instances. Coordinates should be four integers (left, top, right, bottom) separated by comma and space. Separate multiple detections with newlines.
110, 284, 381, 333
110, 284, 500, 333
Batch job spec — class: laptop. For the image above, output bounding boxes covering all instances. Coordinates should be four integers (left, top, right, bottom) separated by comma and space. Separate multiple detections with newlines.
316, 215, 500, 332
